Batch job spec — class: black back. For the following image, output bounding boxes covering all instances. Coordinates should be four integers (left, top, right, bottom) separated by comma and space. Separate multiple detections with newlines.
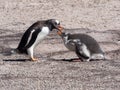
68, 33, 103, 54
17, 21, 46, 54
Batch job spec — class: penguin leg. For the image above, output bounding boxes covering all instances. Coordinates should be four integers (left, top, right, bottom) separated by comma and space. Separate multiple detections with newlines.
27, 47, 38, 61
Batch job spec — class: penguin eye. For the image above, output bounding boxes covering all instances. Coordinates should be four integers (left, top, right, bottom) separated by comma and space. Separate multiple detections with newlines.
55, 22, 57, 25
55, 22, 60, 25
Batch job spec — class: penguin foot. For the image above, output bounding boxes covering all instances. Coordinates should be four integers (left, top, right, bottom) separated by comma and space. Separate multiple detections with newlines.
31, 58, 38, 61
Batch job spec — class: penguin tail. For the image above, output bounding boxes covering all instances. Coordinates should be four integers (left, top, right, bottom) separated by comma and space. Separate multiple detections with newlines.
10, 49, 20, 54
2, 48, 19, 56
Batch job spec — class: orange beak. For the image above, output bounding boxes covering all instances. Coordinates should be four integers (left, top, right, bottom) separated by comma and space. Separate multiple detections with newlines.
58, 25, 63, 30
57, 30, 62, 35
57, 25, 64, 35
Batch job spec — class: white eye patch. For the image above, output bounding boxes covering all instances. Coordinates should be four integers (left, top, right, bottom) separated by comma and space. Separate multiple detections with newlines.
55, 20, 60, 25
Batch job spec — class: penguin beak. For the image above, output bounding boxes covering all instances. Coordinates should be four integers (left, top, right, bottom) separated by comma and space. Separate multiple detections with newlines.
57, 30, 62, 35
57, 25, 64, 30
57, 25, 63, 35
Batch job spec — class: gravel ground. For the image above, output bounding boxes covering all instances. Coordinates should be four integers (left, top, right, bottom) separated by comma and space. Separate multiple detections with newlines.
0, 0, 120, 90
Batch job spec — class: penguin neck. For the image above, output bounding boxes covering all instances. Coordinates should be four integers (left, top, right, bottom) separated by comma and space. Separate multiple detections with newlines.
41, 27, 50, 34
45, 20, 54, 31
47, 24, 54, 30
61, 32, 70, 43
63, 36, 68, 43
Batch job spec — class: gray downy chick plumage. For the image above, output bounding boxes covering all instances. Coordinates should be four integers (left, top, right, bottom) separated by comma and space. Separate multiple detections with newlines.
60, 32, 105, 61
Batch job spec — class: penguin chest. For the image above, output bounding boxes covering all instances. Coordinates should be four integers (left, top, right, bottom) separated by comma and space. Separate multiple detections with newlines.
64, 42, 76, 51
64, 39, 76, 51
33, 27, 50, 47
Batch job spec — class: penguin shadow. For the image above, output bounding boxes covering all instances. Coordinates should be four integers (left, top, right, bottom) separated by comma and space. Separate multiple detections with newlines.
48, 58, 104, 62
0, 46, 30, 62
47, 50, 105, 62
48, 58, 81, 62
3, 59, 30, 62
46, 50, 80, 62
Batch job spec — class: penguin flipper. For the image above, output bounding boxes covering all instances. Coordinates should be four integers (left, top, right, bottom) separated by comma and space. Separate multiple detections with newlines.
24, 29, 40, 49
75, 43, 90, 60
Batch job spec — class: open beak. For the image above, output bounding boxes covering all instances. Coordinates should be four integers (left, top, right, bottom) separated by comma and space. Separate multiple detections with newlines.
57, 30, 62, 35
57, 25, 64, 30
57, 25, 64, 35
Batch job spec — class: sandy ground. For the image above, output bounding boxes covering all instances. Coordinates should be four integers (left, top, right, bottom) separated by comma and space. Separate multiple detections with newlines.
0, 0, 120, 90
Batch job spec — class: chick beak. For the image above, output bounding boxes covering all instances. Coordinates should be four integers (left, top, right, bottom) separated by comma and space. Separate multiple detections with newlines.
57, 25, 63, 35
57, 30, 62, 35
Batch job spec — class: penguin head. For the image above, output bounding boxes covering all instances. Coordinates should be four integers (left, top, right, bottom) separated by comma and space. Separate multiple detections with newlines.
60, 32, 69, 40
46, 19, 63, 31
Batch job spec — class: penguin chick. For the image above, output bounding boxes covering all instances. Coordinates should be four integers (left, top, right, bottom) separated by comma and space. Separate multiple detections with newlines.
58, 31, 105, 61
11, 19, 63, 61
71, 39, 91, 61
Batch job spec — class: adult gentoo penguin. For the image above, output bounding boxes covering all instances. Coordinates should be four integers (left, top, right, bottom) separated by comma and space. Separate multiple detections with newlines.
11, 19, 63, 61
57, 30, 105, 62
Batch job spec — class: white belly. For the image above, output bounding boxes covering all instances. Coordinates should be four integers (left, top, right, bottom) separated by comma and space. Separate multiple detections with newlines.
31, 27, 50, 48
